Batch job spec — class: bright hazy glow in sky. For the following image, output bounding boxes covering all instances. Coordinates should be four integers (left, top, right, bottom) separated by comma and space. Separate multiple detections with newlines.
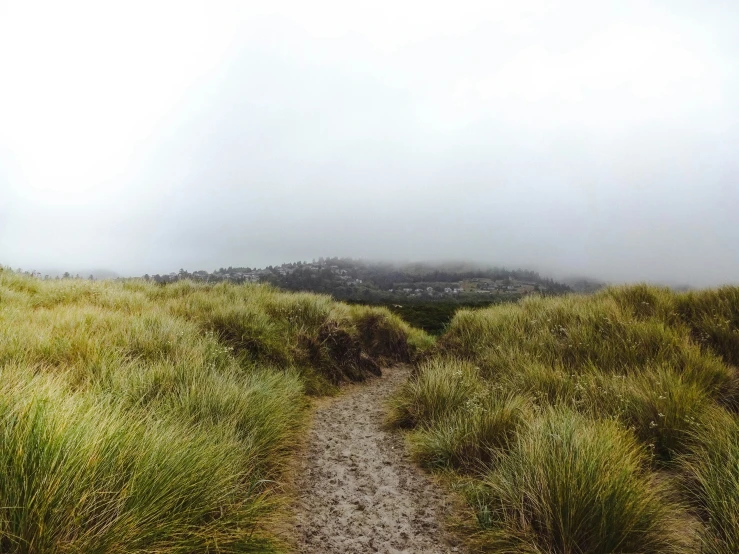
1, 1, 737, 285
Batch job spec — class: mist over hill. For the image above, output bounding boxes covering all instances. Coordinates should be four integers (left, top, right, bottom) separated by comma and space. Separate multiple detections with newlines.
3, 3, 739, 287
29, 268, 121, 280
139, 258, 572, 299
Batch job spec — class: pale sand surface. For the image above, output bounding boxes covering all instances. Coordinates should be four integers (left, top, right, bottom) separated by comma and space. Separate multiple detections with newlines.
291, 366, 463, 554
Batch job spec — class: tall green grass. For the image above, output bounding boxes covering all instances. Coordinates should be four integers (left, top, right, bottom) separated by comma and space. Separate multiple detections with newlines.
474, 409, 688, 553
390, 284, 739, 552
0, 371, 273, 553
0, 268, 429, 551
681, 410, 739, 554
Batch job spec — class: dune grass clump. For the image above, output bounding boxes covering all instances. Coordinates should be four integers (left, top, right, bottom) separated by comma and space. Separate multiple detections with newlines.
140, 280, 425, 393
387, 358, 485, 428
474, 409, 688, 553
611, 284, 739, 367
387, 358, 529, 471
408, 392, 530, 472
389, 283, 739, 552
681, 411, 739, 554
598, 367, 711, 460
0, 268, 429, 551
500, 364, 711, 461
443, 293, 734, 392
0, 373, 275, 553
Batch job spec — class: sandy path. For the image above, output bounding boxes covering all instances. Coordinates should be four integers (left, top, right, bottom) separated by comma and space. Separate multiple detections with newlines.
291, 366, 462, 554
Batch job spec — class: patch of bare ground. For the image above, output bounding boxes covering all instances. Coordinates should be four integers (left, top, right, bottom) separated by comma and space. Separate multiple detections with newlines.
289, 366, 464, 553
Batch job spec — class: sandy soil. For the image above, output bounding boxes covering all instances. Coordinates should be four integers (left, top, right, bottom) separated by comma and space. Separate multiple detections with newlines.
290, 366, 462, 554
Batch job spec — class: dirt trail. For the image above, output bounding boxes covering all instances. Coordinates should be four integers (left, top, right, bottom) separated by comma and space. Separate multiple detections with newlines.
291, 366, 462, 554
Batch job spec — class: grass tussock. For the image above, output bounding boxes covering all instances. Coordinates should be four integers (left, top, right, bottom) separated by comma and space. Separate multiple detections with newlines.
387, 358, 529, 472
474, 409, 688, 554
387, 358, 485, 428
681, 410, 739, 554
390, 284, 739, 552
409, 392, 530, 473
0, 268, 429, 551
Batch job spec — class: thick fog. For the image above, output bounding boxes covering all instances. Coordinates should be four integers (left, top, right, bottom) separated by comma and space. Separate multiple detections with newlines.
1, 1, 737, 285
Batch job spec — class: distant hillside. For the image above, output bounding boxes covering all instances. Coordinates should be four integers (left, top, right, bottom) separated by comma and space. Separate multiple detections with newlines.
143, 258, 572, 303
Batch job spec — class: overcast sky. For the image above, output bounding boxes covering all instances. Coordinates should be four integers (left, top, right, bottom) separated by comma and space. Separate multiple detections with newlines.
1, 1, 737, 285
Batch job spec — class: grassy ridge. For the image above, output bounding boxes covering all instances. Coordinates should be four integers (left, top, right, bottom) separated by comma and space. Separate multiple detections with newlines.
0, 269, 429, 552
388, 284, 739, 552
